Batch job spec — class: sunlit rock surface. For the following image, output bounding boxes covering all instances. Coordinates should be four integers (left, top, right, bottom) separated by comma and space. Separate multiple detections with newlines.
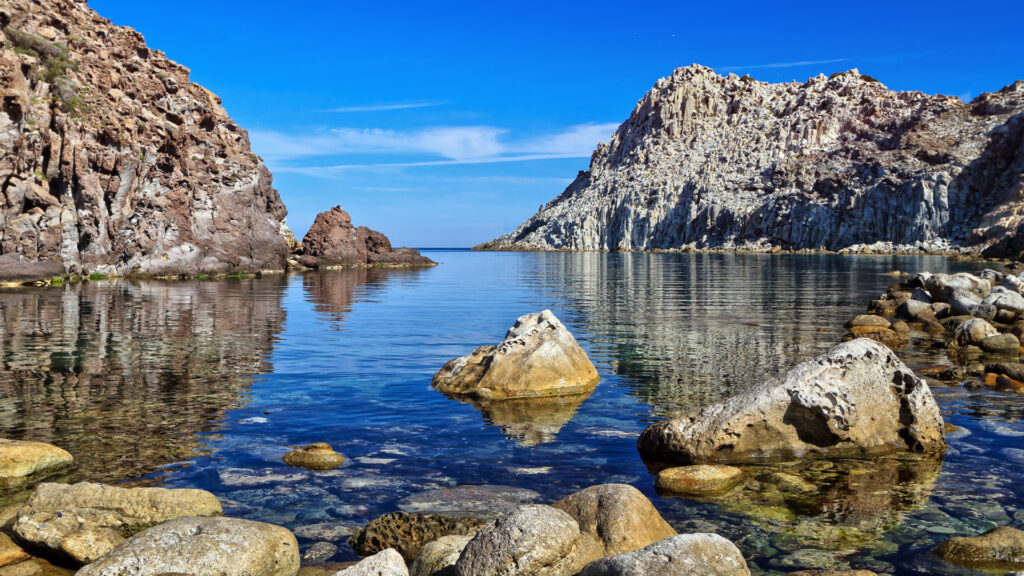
482, 66, 1024, 254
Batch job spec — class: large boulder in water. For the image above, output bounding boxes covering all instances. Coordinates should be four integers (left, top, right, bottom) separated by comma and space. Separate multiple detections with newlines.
576, 533, 751, 576
638, 339, 945, 464
432, 310, 599, 400
349, 511, 484, 562
298, 206, 435, 268
14, 482, 223, 564
934, 526, 1024, 570
76, 516, 299, 576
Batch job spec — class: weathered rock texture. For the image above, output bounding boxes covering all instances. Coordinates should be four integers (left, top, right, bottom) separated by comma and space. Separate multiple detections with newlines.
481, 65, 1024, 254
550, 484, 676, 558
432, 310, 599, 400
0, 0, 292, 279
350, 511, 484, 562
0, 439, 72, 489
638, 339, 945, 464
337, 548, 408, 576
13, 482, 222, 564
76, 516, 300, 576
576, 533, 751, 576
297, 206, 435, 269
934, 526, 1024, 570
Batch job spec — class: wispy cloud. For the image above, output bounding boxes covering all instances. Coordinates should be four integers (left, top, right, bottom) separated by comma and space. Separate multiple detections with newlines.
325, 102, 443, 113
251, 122, 619, 171
719, 57, 851, 72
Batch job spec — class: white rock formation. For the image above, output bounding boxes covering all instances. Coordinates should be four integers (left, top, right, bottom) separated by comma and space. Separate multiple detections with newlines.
481, 66, 1024, 253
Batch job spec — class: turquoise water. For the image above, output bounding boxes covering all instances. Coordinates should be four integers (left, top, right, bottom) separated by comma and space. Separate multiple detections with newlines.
0, 251, 1020, 574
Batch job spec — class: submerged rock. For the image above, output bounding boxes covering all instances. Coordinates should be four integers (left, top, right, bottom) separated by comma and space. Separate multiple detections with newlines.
349, 511, 484, 562
551, 484, 677, 558
654, 465, 745, 496
337, 548, 408, 576
0, 440, 73, 491
298, 206, 435, 269
282, 443, 346, 471
408, 535, 471, 576
638, 339, 945, 464
14, 482, 222, 564
454, 505, 601, 576
952, 318, 999, 347
432, 310, 599, 400
76, 516, 300, 576
934, 526, 1024, 570
398, 485, 540, 520
575, 533, 751, 576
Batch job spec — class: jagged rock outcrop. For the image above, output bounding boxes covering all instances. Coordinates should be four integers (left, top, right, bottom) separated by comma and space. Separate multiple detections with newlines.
0, 0, 293, 279
297, 206, 435, 268
481, 65, 1024, 254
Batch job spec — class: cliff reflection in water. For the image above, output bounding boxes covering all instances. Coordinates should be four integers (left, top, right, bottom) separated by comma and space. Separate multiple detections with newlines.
532, 252, 973, 416
0, 277, 288, 483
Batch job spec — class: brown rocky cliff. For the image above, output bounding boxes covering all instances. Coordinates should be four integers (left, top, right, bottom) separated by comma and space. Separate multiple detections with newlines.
298, 205, 435, 268
0, 0, 292, 279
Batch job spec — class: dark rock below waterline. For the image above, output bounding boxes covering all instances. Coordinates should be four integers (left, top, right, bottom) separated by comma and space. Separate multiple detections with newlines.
297, 206, 435, 269
349, 511, 484, 562
934, 526, 1024, 570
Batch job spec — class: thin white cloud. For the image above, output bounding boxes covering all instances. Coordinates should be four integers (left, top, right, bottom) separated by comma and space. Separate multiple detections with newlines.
251, 122, 619, 167
719, 58, 851, 72
326, 102, 443, 113
272, 153, 593, 179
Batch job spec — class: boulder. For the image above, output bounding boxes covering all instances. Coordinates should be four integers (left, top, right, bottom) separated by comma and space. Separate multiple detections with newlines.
925, 273, 991, 302
350, 512, 484, 562
899, 299, 934, 322
0, 557, 74, 575
282, 443, 345, 471
934, 526, 1024, 569
409, 535, 471, 576
953, 319, 999, 347
910, 288, 932, 303
986, 362, 1024, 381
551, 484, 676, 557
843, 315, 890, 329
575, 533, 751, 576
299, 206, 435, 269
1003, 275, 1024, 293
432, 310, 599, 400
638, 339, 945, 464
983, 291, 1024, 315
980, 334, 1021, 354
336, 549, 408, 576
76, 516, 299, 576
0, 440, 73, 489
654, 465, 745, 496
948, 290, 983, 317
14, 482, 222, 564
453, 505, 601, 576
0, 533, 30, 567
842, 326, 907, 349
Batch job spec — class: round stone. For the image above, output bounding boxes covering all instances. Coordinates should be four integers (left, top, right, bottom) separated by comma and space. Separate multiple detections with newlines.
283, 443, 346, 471
654, 465, 745, 496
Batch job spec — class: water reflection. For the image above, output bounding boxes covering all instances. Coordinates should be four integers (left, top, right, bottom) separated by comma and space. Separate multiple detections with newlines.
0, 277, 288, 484
455, 393, 592, 446
302, 268, 422, 324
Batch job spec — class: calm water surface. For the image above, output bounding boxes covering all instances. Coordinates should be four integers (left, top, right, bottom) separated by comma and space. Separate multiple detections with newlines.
1, 251, 1021, 575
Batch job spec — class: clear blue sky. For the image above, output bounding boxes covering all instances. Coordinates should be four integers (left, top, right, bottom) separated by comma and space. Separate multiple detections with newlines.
91, 0, 1023, 247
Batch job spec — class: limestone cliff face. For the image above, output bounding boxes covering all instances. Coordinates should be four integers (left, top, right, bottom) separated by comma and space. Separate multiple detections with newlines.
481, 65, 1024, 253
0, 0, 292, 278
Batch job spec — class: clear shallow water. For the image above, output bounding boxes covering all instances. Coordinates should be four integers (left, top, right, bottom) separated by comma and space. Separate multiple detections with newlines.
0, 251, 1021, 575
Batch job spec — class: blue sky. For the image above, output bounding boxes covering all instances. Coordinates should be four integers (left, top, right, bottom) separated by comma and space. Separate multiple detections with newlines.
91, 0, 1024, 247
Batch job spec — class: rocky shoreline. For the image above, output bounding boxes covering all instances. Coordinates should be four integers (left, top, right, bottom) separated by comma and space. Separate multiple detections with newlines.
4, 305, 1024, 575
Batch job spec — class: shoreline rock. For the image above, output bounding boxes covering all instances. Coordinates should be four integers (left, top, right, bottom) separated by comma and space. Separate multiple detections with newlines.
638, 339, 946, 465
0, 440, 73, 492
349, 512, 484, 562
432, 310, 599, 400
282, 443, 346, 471
576, 533, 751, 576
14, 482, 223, 564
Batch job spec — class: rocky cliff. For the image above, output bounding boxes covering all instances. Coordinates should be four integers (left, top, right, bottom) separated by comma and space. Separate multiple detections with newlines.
0, 0, 292, 279
481, 65, 1024, 254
